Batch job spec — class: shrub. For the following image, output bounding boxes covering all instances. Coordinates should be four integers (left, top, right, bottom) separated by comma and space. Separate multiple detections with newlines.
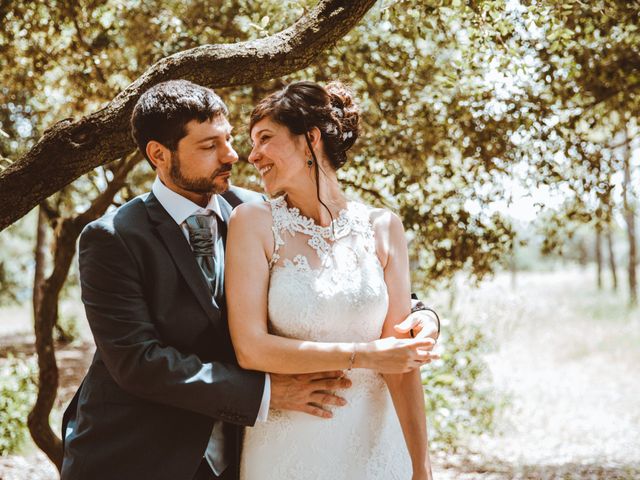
0, 355, 37, 455
55, 313, 80, 344
422, 316, 500, 452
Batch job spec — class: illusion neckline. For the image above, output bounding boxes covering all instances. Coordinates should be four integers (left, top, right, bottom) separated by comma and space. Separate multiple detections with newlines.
277, 195, 352, 234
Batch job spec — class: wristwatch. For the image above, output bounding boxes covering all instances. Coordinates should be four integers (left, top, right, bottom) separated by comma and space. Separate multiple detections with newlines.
410, 294, 441, 339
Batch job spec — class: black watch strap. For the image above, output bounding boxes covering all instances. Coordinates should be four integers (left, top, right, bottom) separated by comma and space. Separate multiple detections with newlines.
410, 294, 441, 338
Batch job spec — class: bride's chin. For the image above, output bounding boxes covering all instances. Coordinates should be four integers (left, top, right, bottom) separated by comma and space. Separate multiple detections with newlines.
262, 182, 277, 196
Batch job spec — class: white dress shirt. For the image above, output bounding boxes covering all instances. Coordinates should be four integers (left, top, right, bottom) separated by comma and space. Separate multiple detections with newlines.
152, 177, 270, 422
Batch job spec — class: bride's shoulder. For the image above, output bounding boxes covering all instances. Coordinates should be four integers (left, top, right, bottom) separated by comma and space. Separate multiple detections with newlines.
367, 207, 404, 235
229, 199, 272, 230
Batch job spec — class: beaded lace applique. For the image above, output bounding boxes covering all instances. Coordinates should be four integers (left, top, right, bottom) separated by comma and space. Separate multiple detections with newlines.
267, 195, 376, 272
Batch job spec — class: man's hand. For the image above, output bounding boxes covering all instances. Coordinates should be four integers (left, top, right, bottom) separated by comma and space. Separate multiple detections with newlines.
270, 371, 352, 419
394, 310, 439, 341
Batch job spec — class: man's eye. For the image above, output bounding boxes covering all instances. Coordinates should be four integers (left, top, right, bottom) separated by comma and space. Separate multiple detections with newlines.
205, 144, 216, 150
260, 136, 270, 144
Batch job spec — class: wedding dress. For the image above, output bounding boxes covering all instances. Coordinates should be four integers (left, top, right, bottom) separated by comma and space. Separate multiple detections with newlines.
240, 196, 412, 480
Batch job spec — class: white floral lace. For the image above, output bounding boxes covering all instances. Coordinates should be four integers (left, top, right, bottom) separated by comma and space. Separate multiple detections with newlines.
240, 196, 412, 480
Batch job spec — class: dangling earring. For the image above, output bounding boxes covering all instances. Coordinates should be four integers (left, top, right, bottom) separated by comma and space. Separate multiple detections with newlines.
307, 158, 313, 167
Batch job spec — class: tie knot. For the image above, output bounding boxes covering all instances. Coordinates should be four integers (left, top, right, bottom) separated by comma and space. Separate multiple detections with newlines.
185, 214, 215, 256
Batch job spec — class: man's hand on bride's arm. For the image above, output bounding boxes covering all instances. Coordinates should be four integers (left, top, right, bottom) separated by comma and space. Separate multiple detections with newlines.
269, 371, 352, 419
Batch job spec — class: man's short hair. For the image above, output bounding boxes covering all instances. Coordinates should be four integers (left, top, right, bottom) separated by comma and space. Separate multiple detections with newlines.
130, 80, 229, 167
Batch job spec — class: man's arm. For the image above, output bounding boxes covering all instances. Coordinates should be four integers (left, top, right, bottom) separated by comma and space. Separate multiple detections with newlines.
79, 220, 265, 426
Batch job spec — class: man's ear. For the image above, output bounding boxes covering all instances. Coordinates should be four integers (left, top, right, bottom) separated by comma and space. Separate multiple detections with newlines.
146, 141, 170, 169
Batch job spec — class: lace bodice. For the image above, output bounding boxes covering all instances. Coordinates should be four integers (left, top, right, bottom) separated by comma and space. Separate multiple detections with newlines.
266, 195, 388, 343
240, 196, 412, 479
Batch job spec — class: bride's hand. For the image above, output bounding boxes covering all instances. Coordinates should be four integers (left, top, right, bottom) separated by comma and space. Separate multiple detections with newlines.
355, 337, 438, 373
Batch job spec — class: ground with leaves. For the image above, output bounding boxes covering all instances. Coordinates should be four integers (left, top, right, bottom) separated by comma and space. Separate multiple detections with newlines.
0, 269, 639, 479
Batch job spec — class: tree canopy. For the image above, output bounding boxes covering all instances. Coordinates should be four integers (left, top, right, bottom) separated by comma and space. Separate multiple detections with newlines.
1, 0, 638, 291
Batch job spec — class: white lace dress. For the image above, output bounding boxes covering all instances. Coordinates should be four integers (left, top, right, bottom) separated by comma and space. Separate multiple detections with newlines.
239, 196, 412, 480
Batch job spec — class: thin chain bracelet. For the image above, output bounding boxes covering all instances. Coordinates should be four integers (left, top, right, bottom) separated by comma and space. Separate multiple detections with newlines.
347, 344, 357, 371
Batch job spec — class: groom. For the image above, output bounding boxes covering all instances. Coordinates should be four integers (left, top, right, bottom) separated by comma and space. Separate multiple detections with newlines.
61, 80, 439, 480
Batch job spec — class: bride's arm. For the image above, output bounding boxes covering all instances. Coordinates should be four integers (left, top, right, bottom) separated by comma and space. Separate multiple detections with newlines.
225, 202, 432, 375
374, 210, 434, 480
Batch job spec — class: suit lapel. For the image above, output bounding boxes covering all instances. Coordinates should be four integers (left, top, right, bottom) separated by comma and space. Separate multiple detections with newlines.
218, 194, 233, 250
145, 192, 222, 327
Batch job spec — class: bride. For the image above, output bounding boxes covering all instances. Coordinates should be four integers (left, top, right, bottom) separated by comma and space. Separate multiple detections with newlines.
225, 81, 435, 479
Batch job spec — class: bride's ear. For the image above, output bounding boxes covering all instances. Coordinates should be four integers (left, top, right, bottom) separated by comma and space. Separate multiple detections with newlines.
306, 127, 321, 150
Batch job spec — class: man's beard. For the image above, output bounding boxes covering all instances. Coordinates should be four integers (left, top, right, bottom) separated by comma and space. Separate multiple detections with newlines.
169, 150, 232, 195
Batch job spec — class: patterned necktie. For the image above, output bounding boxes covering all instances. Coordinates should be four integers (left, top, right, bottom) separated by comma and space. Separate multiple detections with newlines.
184, 213, 224, 304
184, 212, 228, 475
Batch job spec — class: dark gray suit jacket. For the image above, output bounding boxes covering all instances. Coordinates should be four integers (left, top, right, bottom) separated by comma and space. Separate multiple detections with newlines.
61, 186, 266, 480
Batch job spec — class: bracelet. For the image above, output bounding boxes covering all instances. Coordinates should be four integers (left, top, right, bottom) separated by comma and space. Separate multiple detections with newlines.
347, 344, 357, 371
410, 301, 441, 338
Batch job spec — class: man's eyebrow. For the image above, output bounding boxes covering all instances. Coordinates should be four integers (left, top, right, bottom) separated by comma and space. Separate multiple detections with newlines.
196, 129, 233, 143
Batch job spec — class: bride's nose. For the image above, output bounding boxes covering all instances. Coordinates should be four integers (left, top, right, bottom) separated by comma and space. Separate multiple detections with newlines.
248, 146, 260, 164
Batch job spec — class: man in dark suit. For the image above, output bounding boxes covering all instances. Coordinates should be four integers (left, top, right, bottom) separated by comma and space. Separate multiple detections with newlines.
61, 80, 440, 480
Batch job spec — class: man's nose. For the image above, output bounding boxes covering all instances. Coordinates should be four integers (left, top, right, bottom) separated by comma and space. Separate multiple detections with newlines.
221, 143, 239, 164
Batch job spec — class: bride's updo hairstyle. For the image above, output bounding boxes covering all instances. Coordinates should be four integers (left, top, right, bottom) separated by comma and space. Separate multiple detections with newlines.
249, 80, 360, 171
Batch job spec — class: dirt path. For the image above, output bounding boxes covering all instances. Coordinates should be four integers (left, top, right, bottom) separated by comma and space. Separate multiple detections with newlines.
447, 269, 640, 479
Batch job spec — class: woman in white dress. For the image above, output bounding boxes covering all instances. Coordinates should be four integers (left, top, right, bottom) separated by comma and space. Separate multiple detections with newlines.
225, 81, 435, 479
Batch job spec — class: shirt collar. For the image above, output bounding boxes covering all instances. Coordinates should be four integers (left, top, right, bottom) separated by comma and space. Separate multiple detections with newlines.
152, 177, 222, 226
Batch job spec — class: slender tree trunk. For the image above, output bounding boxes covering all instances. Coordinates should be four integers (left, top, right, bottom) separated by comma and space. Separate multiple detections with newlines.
607, 228, 618, 291
595, 224, 603, 290
622, 126, 638, 307
33, 205, 48, 319
28, 155, 140, 470
448, 278, 457, 312
510, 246, 517, 290
28, 219, 81, 470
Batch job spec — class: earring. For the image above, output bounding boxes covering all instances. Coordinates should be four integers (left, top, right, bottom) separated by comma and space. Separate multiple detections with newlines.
307, 158, 313, 167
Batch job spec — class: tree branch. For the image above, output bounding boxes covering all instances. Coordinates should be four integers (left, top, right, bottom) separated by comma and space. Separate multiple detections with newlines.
70, 9, 108, 86
0, 0, 377, 231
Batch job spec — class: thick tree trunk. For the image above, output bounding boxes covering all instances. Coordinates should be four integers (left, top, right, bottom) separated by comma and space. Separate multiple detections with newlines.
595, 224, 603, 290
622, 126, 638, 307
607, 228, 618, 291
28, 155, 140, 470
0, 0, 377, 231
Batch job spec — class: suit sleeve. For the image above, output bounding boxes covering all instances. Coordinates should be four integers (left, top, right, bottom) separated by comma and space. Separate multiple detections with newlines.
79, 220, 265, 426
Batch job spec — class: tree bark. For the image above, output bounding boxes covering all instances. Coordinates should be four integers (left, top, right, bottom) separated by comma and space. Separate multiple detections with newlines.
0, 0, 377, 231
28, 155, 141, 470
595, 223, 603, 290
33, 205, 48, 319
622, 126, 638, 307
607, 228, 618, 291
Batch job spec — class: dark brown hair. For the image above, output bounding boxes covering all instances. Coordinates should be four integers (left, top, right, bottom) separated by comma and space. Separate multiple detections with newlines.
131, 80, 228, 169
249, 80, 360, 171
